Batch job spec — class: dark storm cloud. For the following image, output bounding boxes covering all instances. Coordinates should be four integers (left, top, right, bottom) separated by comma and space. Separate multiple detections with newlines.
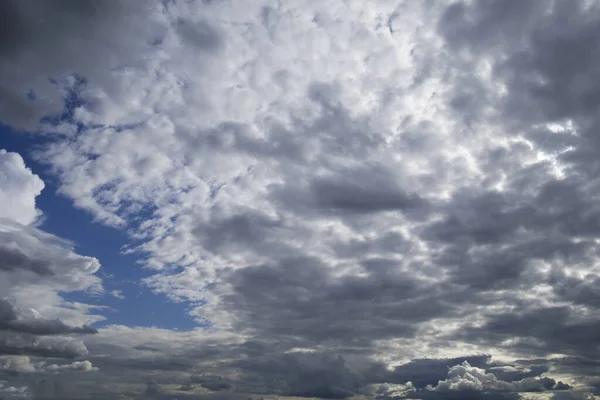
194, 209, 291, 256
0, 0, 164, 130
0, 300, 92, 365
405, 390, 523, 400
437, 0, 600, 170
419, 182, 597, 293
549, 270, 600, 308
428, 0, 600, 365
0, 0, 129, 129
269, 165, 429, 220
457, 306, 600, 357
0, 246, 54, 276
200, 381, 233, 392
229, 351, 382, 399
0, 300, 97, 336
220, 256, 456, 347
0, 331, 88, 359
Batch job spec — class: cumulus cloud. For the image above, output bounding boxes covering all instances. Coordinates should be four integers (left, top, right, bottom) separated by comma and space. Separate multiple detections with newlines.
0, 151, 104, 394
0, 383, 28, 399
46, 360, 98, 373
0, 0, 160, 131
0, 150, 44, 226
426, 361, 568, 393
0, 355, 37, 374
0, 153, 104, 332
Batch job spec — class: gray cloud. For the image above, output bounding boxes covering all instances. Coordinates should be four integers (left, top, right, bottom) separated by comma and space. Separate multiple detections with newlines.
0, 246, 53, 276
457, 306, 600, 358
0, 300, 97, 336
309, 173, 429, 214
0, 331, 88, 359
398, 360, 571, 400
0, 0, 147, 130
219, 256, 457, 348
269, 164, 430, 219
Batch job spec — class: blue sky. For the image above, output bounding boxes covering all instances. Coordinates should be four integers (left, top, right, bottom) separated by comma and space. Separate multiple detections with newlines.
1, 124, 196, 331
1, 1, 600, 400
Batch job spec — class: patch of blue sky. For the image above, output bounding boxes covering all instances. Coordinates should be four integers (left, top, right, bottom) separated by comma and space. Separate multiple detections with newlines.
1, 117, 197, 331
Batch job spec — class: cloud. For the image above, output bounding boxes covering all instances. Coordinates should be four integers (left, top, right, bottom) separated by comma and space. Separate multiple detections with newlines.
0, 0, 160, 131
0, 219, 103, 325
46, 360, 98, 373
387, 355, 492, 389
552, 391, 597, 400
0, 355, 37, 374
0, 245, 53, 276
229, 351, 377, 399
2, 0, 600, 398
0, 150, 44, 226
0, 150, 107, 396
214, 255, 452, 347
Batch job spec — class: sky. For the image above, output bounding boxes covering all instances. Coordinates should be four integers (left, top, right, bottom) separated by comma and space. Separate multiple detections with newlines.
0, 0, 600, 399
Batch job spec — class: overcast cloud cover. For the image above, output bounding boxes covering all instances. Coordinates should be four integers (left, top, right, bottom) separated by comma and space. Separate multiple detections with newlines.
1, 0, 600, 399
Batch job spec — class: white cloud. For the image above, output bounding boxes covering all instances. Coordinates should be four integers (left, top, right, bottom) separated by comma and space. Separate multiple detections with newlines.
427, 361, 515, 392
427, 361, 564, 394
0, 150, 44, 226
46, 360, 98, 373
0, 151, 104, 325
0, 151, 106, 383
0, 219, 104, 326
0, 356, 37, 373
110, 290, 125, 300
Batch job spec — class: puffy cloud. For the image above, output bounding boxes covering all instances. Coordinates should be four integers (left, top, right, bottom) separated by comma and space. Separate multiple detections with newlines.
0, 0, 160, 131
387, 355, 492, 389
0, 150, 44, 226
0, 151, 104, 393
426, 361, 562, 393
0, 355, 37, 374
46, 360, 98, 373
0, 154, 103, 330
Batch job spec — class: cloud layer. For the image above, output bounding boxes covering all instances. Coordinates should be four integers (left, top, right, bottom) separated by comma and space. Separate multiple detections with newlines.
1, 0, 600, 398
